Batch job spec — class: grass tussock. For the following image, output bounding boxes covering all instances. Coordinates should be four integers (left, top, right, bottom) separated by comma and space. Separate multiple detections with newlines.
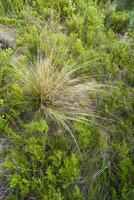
14, 53, 98, 131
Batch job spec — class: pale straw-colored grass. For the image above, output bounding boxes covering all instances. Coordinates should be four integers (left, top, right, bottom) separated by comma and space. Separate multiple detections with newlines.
15, 52, 99, 135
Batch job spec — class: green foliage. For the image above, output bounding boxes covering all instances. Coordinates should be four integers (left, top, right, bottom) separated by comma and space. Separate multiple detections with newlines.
129, 11, 134, 29
106, 143, 134, 200
66, 1, 105, 47
2, 120, 83, 199
0, 116, 7, 132
109, 11, 130, 33
25, 119, 48, 133
0, 0, 133, 199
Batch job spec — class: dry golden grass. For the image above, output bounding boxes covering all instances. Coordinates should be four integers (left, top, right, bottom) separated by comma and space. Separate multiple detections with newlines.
14, 52, 99, 134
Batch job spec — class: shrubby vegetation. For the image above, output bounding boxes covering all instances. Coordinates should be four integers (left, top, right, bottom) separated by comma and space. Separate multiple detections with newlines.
0, 0, 133, 199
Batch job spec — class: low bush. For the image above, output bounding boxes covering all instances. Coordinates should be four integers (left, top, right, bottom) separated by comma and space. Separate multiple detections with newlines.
0, 0, 133, 199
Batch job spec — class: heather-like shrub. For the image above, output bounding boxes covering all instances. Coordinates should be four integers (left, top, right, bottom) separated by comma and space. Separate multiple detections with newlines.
0, 1, 133, 200
109, 11, 130, 33
1, 120, 83, 199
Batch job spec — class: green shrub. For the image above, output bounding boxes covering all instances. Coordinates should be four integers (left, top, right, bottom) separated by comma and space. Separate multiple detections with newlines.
2, 120, 83, 200
66, 1, 105, 47
108, 11, 130, 33
0, 1, 133, 200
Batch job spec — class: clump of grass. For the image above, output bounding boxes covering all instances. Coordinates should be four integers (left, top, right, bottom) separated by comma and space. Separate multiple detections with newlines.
14, 52, 98, 132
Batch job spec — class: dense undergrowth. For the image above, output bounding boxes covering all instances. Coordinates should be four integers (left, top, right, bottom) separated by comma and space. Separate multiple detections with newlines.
0, 0, 134, 199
